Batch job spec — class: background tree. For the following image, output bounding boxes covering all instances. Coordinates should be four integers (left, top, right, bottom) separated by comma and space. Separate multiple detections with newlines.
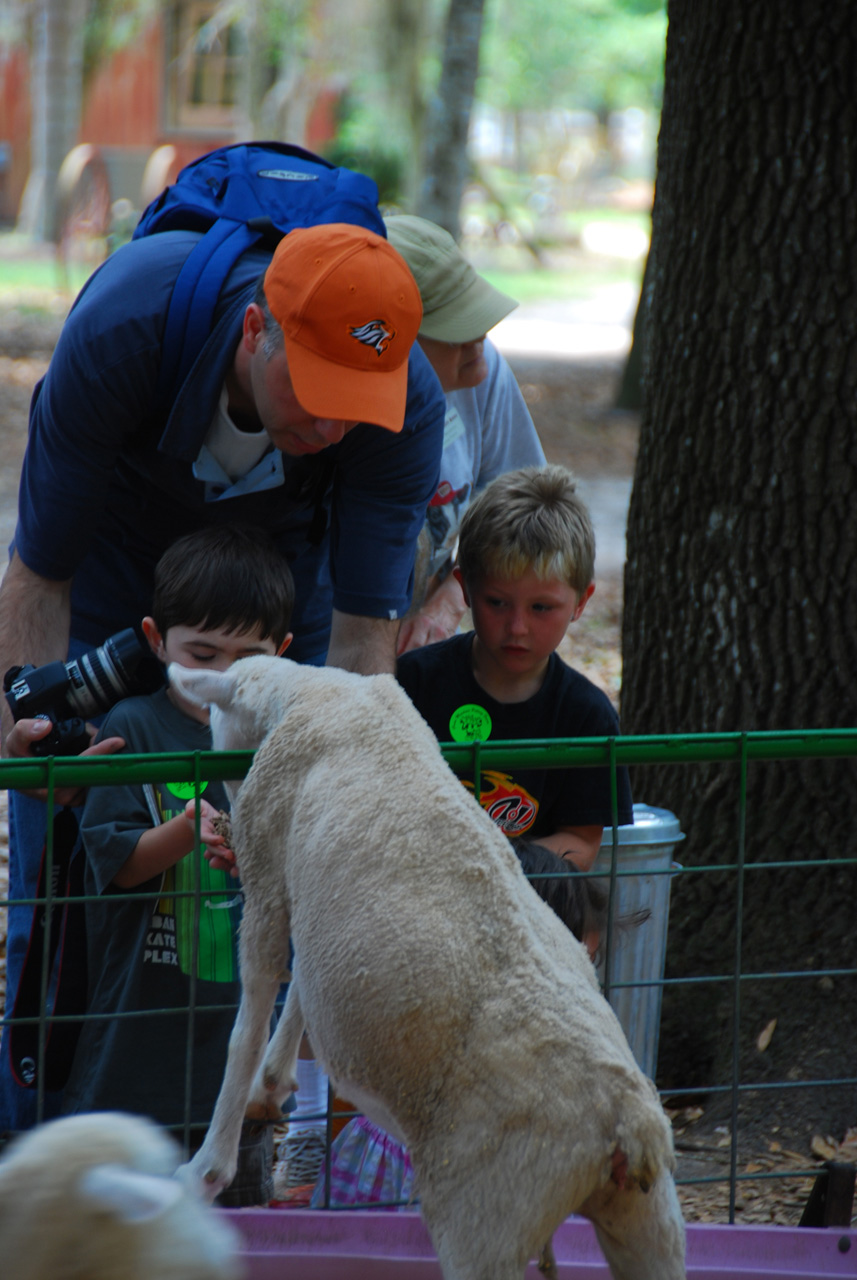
321, 0, 441, 207
377, 0, 432, 207
418, 0, 487, 235
622, 1, 857, 1133
16, 0, 88, 238
478, 0, 665, 174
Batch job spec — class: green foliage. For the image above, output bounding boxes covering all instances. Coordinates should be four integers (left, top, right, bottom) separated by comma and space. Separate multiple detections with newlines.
320, 91, 407, 206
82, 0, 159, 82
481, 258, 640, 303
256, 0, 309, 77
322, 136, 405, 207
480, 0, 667, 115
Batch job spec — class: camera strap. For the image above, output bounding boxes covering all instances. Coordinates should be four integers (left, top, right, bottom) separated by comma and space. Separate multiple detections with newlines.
8, 807, 89, 1092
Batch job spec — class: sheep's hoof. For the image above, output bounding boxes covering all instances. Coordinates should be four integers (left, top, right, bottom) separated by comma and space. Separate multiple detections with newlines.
176, 1156, 226, 1203
244, 1100, 271, 1121
537, 1240, 558, 1280
245, 1095, 289, 1121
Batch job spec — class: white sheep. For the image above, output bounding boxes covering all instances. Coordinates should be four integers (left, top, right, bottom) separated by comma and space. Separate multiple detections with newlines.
0, 1111, 242, 1280
170, 655, 687, 1280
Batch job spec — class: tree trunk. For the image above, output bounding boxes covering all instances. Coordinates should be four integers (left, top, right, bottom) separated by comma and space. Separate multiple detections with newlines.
615, 247, 651, 411
621, 0, 857, 1131
379, 0, 430, 209
419, 0, 486, 237
255, 0, 318, 145
17, 0, 87, 241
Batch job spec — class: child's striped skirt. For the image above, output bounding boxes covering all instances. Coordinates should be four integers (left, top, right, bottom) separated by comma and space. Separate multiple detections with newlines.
310, 1116, 416, 1209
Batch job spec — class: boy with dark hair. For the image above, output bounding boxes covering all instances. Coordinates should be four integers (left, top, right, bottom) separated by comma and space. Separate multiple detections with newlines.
60, 526, 293, 1182
397, 464, 633, 870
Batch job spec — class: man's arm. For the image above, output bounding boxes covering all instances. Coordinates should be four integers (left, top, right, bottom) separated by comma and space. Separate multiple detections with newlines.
326, 609, 400, 675
0, 551, 72, 749
396, 570, 467, 655
0, 553, 125, 804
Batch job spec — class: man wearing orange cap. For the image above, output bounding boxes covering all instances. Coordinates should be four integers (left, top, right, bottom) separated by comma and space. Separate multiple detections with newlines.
0, 220, 445, 1131
1, 222, 442, 682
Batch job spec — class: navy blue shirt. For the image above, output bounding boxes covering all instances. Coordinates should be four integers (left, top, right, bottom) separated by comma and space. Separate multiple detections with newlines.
397, 633, 633, 836
15, 232, 445, 662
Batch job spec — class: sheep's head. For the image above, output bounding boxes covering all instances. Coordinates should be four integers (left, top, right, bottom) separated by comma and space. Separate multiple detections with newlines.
0, 1113, 241, 1280
168, 654, 299, 757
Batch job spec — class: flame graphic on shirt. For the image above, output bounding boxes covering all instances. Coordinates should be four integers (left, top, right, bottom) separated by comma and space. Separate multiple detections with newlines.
464, 770, 538, 836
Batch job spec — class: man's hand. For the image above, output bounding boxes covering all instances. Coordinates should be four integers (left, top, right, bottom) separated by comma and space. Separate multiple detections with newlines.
185, 798, 238, 877
396, 571, 467, 655
3, 717, 125, 806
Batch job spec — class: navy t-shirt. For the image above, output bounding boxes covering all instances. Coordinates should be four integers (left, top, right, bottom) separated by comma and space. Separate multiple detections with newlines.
397, 633, 633, 837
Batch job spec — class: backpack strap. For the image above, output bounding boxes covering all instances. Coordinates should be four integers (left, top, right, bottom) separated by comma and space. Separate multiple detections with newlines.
8, 808, 89, 1092
141, 141, 385, 413
156, 217, 274, 409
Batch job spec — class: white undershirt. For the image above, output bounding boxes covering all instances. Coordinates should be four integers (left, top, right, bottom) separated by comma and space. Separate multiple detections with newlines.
192, 389, 285, 501
203, 388, 271, 479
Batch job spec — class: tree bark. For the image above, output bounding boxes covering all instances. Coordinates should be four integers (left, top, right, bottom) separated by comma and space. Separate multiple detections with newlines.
419, 0, 486, 237
379, 0, 430, 209
622, 0, 857, 1125
17, 0, 87, 241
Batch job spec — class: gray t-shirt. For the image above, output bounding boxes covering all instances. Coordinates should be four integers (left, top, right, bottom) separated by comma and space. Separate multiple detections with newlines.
423, 339, 546, 581
63, 688, 240, 1127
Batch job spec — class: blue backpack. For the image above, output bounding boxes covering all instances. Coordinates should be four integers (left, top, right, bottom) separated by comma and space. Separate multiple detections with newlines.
132, 140, 386, 404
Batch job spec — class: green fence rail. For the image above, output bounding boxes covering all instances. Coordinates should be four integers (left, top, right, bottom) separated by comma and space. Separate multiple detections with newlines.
4, 727, 857, 792
1, 727, 856, 1226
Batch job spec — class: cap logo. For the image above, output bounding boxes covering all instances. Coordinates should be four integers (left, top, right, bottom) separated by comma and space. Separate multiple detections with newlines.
350, 319, 396, 356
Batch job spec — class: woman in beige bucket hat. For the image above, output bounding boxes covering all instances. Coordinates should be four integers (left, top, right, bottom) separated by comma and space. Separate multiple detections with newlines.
385, 215, 545, 653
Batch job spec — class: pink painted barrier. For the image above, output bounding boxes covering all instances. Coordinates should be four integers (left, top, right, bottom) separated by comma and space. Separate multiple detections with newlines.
222, 1209, 857, 1279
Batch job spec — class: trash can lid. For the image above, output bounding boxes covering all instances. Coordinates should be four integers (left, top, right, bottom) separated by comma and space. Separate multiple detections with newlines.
599, 802, 685, 847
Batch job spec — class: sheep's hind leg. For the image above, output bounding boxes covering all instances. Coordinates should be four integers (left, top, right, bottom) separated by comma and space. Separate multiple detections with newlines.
537, 1239, 558, 1280
246, 967, 305, 1118
584, 1173, 687, 1280
180, 971, 282, 1200
420, 1180, 533, 1280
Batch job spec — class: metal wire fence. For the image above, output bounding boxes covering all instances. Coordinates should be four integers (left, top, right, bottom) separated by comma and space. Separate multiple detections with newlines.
1, 728, 855, 1224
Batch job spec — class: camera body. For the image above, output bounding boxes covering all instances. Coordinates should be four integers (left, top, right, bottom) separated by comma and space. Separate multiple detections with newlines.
4, 628, 163, 756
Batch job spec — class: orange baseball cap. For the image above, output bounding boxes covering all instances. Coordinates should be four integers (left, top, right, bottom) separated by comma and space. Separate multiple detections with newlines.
263, 223, 422, 433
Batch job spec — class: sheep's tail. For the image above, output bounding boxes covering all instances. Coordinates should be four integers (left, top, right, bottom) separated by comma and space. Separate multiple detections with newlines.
612, 1079, 676, 1194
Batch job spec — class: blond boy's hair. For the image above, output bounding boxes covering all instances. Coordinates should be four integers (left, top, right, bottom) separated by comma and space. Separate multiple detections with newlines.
457, 465, 595, 593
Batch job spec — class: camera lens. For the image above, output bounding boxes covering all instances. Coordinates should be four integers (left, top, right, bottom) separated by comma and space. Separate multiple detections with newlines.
63, 628, 146, 718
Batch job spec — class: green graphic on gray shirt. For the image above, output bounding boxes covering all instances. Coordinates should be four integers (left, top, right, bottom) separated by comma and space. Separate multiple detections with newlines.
157, 815, 237, 982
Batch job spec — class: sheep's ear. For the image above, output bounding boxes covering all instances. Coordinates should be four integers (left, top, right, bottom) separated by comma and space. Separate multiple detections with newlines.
79, 1164, 184, 1222
168, 663, 238, 711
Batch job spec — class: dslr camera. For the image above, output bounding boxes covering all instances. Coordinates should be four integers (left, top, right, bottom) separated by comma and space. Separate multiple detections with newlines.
4, 628, 163, 756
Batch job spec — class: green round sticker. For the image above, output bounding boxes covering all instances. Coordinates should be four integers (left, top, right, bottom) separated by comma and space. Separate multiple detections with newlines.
449, 704, 492, 743
165, 780, 209, 800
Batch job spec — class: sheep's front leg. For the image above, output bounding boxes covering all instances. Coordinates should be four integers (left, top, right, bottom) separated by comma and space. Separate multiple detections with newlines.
246, 967, 305, 1118
181, 971, 282, 1200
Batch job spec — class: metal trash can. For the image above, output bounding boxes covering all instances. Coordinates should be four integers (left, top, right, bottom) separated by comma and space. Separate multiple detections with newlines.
593, 803, 684, 1080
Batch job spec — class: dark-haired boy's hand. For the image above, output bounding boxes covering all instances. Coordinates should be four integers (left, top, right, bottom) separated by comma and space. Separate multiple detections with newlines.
184, 798, 238, 877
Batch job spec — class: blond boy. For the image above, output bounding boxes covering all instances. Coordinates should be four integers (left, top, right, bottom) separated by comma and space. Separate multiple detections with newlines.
397, 465, 632, 869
